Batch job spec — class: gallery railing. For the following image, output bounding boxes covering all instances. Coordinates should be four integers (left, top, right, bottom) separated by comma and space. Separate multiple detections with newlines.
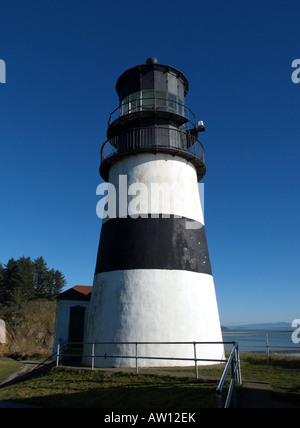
101, 126, 205, 163
108, 96, 197, 129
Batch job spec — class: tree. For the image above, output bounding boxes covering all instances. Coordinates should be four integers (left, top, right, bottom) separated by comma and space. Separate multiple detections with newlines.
3, 258, 20, 304
0, 263, 4, 300
33, 257, 49, 297
0, 256, 66, 305
0, 257, 35, 309
52, 270, 66, 297
33, 257, 65, 298
17, 256, 36, 301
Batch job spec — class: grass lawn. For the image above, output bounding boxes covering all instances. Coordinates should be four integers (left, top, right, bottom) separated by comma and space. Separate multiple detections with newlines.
0, 367, 220, 408
239, 354, 300, 406
193, 354, 300, 406
0, 354, 299, 408
0, 358, 22, 384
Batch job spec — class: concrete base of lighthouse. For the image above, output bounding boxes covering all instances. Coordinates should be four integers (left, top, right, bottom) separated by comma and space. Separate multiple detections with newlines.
83, 269, 224, 367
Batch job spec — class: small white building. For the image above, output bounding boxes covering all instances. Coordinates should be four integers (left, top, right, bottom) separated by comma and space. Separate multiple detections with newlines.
53, 285, 92, 355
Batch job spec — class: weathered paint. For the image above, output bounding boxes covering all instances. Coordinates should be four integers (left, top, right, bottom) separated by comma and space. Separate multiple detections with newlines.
106, 153, 204, 224
84, 269, 224, 367
95, 216, 212, 275
84, 152, 224, 367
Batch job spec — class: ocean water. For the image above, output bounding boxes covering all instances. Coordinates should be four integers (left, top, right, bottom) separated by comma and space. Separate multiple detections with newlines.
222, 331, 300, 355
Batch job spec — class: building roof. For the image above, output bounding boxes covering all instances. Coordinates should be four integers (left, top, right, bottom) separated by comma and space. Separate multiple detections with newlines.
57, 285, 92, 301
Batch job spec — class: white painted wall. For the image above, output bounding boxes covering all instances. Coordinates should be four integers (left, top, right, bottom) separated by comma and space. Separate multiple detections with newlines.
107, 153, 204, 224
53, 299, 90, 356
84, 270, 224, 367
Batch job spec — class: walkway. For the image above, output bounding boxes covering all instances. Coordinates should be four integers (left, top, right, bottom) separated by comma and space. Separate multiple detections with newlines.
0, 401, 41, 408
241, 381, 299, 408
0, 361, 50, 408
0, 361, 41, 388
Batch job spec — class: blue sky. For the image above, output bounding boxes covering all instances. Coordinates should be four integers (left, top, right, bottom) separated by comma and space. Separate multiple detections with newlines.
0, 0, 299, 325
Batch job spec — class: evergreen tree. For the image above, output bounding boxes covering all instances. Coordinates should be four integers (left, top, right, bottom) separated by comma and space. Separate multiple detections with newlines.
33, 256, 50, 297
3, 258, 20, 304
0, 263, 4, 300
0, 256, 66, 305
53, 270, 66, 297
1, 257, 35, 307
17, 256, 36, 299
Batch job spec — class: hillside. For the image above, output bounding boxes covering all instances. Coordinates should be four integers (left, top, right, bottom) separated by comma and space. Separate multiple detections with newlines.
225, 322, 292, 331
0, 299, 57, 358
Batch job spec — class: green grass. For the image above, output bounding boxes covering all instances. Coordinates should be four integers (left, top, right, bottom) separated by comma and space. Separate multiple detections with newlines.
239, 354, 300, 405
0, 354, 299, 408
0, 358, 22, 384
195, 354, 300, 405
0, 367, 219, 408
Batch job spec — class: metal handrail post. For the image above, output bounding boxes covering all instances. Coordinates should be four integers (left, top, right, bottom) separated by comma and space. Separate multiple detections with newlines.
235, 345, 242, 385
216, 342, 241, 408
135, 342, 138, 375
231, 356, 237, 408
92, 342, 95, 371
266, 332, 270, 364
193, 342, 198, 380
216, 389, 223, 409
56, 342, 60, 368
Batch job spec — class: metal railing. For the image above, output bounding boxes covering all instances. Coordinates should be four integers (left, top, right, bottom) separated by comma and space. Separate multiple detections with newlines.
55, 340, 241, 409
56, 340, 228, 373
101, 126, 205, 164
108, 96, 197, 129
223, 331, 300, 363
216, 342, 242, 408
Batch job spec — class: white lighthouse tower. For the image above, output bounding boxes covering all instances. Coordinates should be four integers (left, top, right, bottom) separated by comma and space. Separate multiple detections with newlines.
84, 58, 224, 367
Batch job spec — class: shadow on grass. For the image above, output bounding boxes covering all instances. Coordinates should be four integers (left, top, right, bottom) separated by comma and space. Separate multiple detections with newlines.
9, 385, 218, 408
0, 368, 220, 408
271, 388, 300, 407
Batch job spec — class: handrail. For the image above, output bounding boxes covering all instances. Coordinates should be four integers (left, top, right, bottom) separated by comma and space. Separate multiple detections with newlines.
101, 126, 205, 163
108, 96, 197, 129
216, 342, 242, 408
99, 125, 206, 182
56, 340, 241, 408
223, 330, 300, 363
56, 341, 232, 373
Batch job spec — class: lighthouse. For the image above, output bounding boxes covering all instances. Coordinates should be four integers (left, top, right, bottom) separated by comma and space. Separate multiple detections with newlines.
84, 58, 224, 367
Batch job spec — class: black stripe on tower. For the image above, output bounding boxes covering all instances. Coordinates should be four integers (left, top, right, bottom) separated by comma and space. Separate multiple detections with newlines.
95, 216, 212, 275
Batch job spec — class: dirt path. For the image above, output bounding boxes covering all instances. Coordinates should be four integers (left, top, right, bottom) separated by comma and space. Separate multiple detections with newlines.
0, 361, 41, 386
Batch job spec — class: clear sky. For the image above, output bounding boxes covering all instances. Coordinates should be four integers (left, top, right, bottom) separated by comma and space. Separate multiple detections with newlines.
0, 0, 299, 326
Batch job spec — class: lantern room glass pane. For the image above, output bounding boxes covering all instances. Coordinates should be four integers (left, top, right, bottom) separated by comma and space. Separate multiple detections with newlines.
120, 91, 185, 117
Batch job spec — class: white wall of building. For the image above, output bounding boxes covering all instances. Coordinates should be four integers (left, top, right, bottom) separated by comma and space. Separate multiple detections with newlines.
53, 299, 90, 355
